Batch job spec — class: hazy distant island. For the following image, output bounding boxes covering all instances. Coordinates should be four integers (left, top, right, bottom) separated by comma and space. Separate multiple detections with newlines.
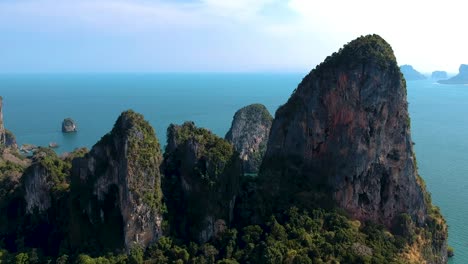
438, 64, 468, 84
0, 35, 450, 263
400, 64, 427, 80
431, 71, 448, 80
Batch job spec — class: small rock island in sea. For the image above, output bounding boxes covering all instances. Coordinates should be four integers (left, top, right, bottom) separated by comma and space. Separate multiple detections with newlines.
432, 71, 448, 80
61, 117, 77, 133
438, 64, 468, 84
0, 35, 451, 263
400, 64, 426, 80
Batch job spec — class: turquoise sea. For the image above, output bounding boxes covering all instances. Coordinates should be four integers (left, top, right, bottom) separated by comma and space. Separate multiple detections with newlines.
0, 74, 466, 263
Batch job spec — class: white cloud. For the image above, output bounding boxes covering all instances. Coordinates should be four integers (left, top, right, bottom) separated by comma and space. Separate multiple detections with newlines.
0, 0, 466, 72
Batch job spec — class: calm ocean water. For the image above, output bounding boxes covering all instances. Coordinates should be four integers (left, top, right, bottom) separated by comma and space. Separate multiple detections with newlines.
0, 74, 466, 263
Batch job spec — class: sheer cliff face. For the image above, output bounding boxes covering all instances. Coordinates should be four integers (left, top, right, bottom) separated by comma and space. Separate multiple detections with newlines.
261, 35, 427, 227
163, 122, 241, 243
225, 104, 273, 174
70, 110, 163, 251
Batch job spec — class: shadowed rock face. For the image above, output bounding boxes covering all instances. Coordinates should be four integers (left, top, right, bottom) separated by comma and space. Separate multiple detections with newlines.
261, 35, 427, 227
225, 104, 273, 174
162, 122, 241, 243
70, 110, 163, 251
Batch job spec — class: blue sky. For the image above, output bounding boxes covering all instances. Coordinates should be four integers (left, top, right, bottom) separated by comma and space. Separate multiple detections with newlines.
0, 0, 466, 73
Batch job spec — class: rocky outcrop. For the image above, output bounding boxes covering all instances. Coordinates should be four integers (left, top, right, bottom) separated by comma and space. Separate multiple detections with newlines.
259, 35, 447, 262
4, 130, 17, 150
0, 97, 18, 150
225, 104, 273, 174
438, 64, 468, 84
23, 163, 53, 214
62, 118, 77, 133
400, 65, 426, 80
0, 97, 5, 146
431, 71, 448, 80
162, 122, 241, 243
70, 110, 163, 251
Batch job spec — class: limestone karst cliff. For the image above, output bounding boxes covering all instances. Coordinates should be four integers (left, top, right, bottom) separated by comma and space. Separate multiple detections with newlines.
431, 71, 448, 80
62, 118, 77, 133
259, 34, 447, 263
69, 110, 164, 251
400, 65, 426, 80
162, 121, 241, 243
225, 104, 273, 174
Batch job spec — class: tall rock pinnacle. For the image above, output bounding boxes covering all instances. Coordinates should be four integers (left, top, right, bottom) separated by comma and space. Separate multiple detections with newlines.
70, 110, 164, 251
261, 34, 426, 227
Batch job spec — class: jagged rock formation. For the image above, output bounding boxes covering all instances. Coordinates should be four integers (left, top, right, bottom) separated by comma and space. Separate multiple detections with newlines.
400, 65, 426, 80
438, 64, 468, 84
162, 122, 241, 243
70, 110, 163, 251
260, 35, 447, 263
431, 71, 448, 80
225, 104, 273, 174
62, 118, 77, 133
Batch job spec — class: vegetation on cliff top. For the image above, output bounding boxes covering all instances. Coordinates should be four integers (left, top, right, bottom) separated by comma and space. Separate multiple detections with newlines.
167, 121, 235, 184
98, 110, 164, 211
313, 34, 398, 75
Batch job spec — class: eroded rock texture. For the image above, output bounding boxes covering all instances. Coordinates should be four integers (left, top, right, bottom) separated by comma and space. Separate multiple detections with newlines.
70, 110, 163, 251
260, 34, 447, 263
162, 121, 241, 243
225, 104, 272, 174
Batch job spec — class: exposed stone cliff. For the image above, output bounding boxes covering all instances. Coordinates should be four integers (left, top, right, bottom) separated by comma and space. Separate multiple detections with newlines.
438, 64, 468, 84
70, 110, 163, 251
162, 122, 241, 243
400, 65, 426, 80
259, 35, 447, 263
225, 104, 272, 174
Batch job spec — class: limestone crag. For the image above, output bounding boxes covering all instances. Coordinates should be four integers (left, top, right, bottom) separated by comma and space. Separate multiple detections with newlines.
70, 110, 163, 251
162, 122, 241, 243
262, 34, 425, 228
62, 118, 77, 133
438, 64, 468, 84
23, 163, 53, 214
431, 71, 448, 80
400, 65, 426, 80
260, 34, 447, 263
225, 104, 273, 174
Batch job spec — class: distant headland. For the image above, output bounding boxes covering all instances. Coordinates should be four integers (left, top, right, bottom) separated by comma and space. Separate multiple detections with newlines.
438, 64, 468, 84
